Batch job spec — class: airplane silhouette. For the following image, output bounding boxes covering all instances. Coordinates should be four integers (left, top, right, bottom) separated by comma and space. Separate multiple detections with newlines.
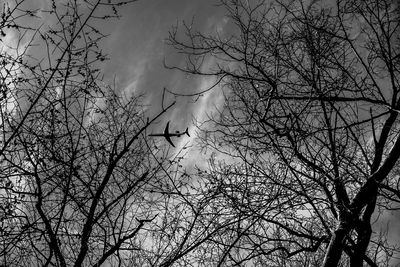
149, 121, 190, 147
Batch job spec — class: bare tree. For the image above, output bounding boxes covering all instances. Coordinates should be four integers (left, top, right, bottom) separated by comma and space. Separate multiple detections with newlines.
0, 1, 191, 266
168, 0, 400, 266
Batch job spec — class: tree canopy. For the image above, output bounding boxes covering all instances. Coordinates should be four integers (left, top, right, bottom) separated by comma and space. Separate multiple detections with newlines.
169, 0, 400, 266
1, 0, 400, 266
0, 1, 187, 266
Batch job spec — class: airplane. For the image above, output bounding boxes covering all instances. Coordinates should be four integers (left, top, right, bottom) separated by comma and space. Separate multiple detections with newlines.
149, 121, 190, 147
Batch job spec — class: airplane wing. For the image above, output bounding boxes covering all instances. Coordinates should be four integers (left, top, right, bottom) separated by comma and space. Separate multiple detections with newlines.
165, 135, 175, 147
164, 121, 175, 147
164, 121, 170, 135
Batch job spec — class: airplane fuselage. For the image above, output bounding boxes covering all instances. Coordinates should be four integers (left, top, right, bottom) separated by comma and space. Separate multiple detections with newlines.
148, 121, 189, 147
148, 133, 186, 137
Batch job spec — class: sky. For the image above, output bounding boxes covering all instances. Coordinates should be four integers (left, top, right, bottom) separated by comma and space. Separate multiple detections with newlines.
100, 0, 229, 149
2, 0, 228, 150
107, 2, 398, 262
2, 0, 400, 264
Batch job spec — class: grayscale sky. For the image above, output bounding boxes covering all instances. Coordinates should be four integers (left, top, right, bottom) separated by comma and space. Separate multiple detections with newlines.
100, 0, 229, 148
99, 2, 400, 250
4, 0, 399, 263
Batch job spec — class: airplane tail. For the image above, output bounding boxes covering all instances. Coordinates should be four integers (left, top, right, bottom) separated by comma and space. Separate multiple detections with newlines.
184, 127, 190, 137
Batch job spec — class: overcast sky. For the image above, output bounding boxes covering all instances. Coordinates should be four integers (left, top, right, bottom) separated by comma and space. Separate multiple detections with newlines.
100, 1, 400, 261
2, 0, 399, 264
99, 0, 229, 147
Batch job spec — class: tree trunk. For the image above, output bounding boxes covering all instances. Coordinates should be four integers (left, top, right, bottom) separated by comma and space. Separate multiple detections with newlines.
322, 222, 351, 267
350, 195, 376, 267
350, 224, 372, 267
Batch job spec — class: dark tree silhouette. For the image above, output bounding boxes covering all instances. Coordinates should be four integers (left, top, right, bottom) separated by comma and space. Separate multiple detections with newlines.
168, 0, 400, 266
0, 1, 190, 266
